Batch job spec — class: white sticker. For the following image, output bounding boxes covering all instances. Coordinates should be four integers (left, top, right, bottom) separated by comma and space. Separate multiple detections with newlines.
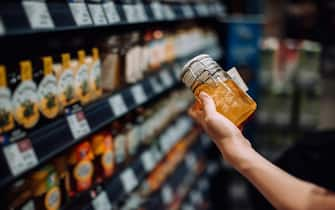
160, 71, 174, 87
103, 1, 120, 24
131, 84, 147, 105
92, 191, 112, 210
181, 4, 194, 18
161, 185, 173, 204
0, 17, 5, 35
66, 110, 91, 139
150, 2, 164, 20
108, 94, 127, 117
3, 139, 38, 176
121, 168, 138, 193
163, 5, 176, 20
123, 4, 137, 23
21, 200, 35, 210
227, 67, 249, 92
135, 2, 147, 22
88, 4, 108, 26
141, 151, 155, 172
195, 4, 209, 17
69, 2, 93, 26
185, 153, 196, 170
149, 77, 163, 93
22, 1, 54, 29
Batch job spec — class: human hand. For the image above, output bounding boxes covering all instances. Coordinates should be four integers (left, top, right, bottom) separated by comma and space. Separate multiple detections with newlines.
188, 92, 253, 165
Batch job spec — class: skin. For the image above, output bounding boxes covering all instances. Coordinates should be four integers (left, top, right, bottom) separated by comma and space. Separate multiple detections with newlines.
189, 92, 335, 210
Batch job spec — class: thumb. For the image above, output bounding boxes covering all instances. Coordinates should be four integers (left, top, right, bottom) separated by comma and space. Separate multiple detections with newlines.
199, 92, 216, 117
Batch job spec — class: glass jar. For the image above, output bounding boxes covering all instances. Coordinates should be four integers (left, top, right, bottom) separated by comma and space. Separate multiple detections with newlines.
181, 54, 257, 126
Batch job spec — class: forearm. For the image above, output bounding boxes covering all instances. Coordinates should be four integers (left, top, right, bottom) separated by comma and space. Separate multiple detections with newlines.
218, 141, 335, 210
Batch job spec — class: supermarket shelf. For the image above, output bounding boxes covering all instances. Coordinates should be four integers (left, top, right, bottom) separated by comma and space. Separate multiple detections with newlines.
0, 1, 225, 37
63, 116, 195, 210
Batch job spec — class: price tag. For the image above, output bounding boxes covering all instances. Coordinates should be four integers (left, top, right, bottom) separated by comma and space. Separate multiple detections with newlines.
160, 71, 174, 87
92, 191, 112, 210
21, 200, 35, 210
163, 5, 176, 20
181, 4, 194, 18
103, 1, 120, 24
108, 94, 127, 117
66, 106, 91, 140
3, 138, 38, 176
69, 2, 93, 26
0, 17, 5, 35
135, 2, 148, 22
123, 4, 137, 23
121, 168, 138, 193
161, 185, 173, 204
141, 151, 155, 172
185, 153, 196, 170
22, 1, 54, 29
190, 190, 203, 204
88, 4, 108, 25
195, 4, 208, 17
149, 77, 163, 93
150, 2, 164, 20
131, 84, 147, 105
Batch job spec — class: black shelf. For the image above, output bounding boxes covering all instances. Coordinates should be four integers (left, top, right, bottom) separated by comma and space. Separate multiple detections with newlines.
0, 1, 225, 37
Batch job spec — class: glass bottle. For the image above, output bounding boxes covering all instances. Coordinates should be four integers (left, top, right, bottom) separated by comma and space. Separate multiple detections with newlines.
181, 54, 257, 126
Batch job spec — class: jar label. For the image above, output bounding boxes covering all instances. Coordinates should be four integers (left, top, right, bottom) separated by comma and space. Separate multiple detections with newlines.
38, 75, 59, 119
58, 69, 75, 106
74, 160, 93, 191
75, 64, 90, 102
0, 87, 15, 132
44, 186, 61, 210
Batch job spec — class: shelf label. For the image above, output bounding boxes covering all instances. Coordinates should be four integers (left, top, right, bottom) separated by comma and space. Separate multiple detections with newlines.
0, 17, 5, 35
161, 185, 173, 204
65, 104, 91, 140
141, 151, 155, 172
92, 191, 112, 210
121, 168, 138, 193
195, 4, 209, 17
88, 4, 108, 26
123, 4, 137, 23
149, 77, 163, 93
135, 2, 148, 22
21, 200, 35, 210
69, 2, 93, 26
163, 5, 176, 20
160, 71, 174, 87
150, 2, 164, 20
3, 138, 38, 176
185, 153, 196, 170
131, 84, 147, 105
22, 1, 55, 29
108, 94, 127, 117
103, 1, 120, 24
190, 190, 203, 204
181, 4, 194, 18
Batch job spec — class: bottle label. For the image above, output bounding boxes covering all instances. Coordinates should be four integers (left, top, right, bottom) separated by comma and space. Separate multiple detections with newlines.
101, 150, 114, 176
75, 64, 90, 103
0, 87, 15, 132
74, 160, 93, 191
58, 69, 75, 106
12, 81, 39, 128
44, 186, 61, 210
89, 61, 102, 96
38, 75, 59, 119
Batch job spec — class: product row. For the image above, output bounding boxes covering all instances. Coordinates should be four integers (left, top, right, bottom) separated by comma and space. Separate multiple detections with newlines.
3, 88, 195, 210
0, 25, 219, 133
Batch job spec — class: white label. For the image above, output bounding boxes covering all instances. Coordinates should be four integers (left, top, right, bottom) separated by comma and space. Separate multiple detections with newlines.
135, 3, 147, 22
181, 4, 194, 18
123, 4, 137, 23
92, 191, 112, 210
150, 2, 164, 20
131, 85, 147, 104
141, 151, 155, 172
69, 2, 93, 26
0, 17, 5, 35
3, 139, 38, 176
22, 1, 54, 29
108, 94, 127, 117
185, 153, 196, 170
161, 185, 173, 204
160, 71, 174, 87
149, 77, 163, 93
22, 200, 35, 210
66, 110, 91, 139
190, 190, 203, 204
163, 5, 176, 20
88, 4, 108, 25
103, 1, 120, 24
227, 67, 249, 92
195, 4, 209, 17
121, 168, 138, 193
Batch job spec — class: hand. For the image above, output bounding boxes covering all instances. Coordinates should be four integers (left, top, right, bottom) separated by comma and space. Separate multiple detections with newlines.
188, 92, 253, 166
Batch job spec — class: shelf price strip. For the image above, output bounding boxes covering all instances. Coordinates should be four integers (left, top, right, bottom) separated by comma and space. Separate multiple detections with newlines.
120, 168, 139, 193
69, 2, 93, 26
65, 104, 91, 140
22, 1, 55, 29
102, 1, 121, 24
88, 3, 108, 26
108, 94, 128, 117
92, 191, 113, 210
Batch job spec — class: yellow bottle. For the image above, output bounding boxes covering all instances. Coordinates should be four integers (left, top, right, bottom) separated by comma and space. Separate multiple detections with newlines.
181, 54, 256, 126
